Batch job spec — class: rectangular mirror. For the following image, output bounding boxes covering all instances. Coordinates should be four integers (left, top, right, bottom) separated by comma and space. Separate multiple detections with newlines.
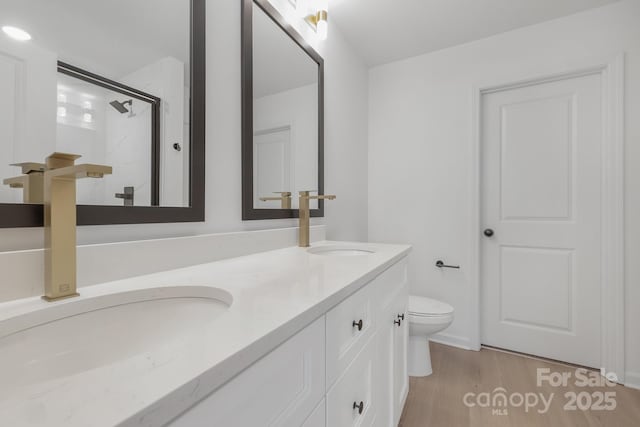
0, 0, 205, 227
242, 0, 324, 220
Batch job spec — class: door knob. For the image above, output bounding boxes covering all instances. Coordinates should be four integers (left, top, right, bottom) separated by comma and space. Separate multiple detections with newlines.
484, 229, 494, 237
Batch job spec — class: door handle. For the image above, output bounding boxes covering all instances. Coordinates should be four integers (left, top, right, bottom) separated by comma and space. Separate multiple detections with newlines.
436, 260, 460, 269
484, 228, 494, 237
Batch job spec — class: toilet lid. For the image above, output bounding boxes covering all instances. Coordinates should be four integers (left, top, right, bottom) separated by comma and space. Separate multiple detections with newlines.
409, 296, 454, 316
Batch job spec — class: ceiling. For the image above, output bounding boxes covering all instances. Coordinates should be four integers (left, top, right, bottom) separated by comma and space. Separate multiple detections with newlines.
330, 0, 620, 66
0, 0, 189, 81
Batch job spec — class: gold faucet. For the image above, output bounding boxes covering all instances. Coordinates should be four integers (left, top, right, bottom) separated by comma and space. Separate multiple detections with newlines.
259, 191, 292, 209
42, 153, 112, 301
3, 162, 46, 203
298, 191, 336, 247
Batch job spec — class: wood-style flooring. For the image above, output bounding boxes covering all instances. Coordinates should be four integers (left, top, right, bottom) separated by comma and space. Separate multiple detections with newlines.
399, 342, 640, 427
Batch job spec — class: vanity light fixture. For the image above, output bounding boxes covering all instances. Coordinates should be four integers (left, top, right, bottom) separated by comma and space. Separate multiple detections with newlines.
299, 0, 329, 40
2, 26, 32, 41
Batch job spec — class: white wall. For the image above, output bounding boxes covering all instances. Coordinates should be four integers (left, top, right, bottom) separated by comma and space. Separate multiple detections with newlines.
0, 0, 369, 251
368, 0, 640, 384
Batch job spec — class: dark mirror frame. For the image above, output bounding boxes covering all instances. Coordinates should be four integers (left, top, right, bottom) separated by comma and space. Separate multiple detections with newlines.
242, 0, 324, 220
0, 0, 205, 228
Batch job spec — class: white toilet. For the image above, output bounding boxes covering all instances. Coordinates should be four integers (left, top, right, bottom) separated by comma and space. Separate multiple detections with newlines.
408, 295, 454, 377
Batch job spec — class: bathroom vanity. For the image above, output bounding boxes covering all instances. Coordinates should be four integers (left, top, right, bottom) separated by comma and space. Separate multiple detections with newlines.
0, 242, 410, 427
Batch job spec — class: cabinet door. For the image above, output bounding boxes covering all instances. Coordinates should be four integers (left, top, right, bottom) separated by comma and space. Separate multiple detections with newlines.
392, 290, 409, 425
327, 335, 379, 427
376, 304, 397, 427
169, 318, 325, 427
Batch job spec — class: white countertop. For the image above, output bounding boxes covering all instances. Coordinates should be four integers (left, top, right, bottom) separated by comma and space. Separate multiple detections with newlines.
0, 241, 411, 427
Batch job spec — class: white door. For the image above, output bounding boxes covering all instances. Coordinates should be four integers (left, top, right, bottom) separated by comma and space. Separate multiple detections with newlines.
0, 37, 57, 203
481, 73, 603, 368
253, 126, 292, 208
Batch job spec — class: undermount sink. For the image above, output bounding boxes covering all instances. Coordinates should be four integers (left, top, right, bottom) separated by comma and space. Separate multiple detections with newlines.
0, 286, 232, 394
307, 245, 375, 256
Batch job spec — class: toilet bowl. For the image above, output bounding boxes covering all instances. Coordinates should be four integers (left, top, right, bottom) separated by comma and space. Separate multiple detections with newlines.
408, 295, 454, 377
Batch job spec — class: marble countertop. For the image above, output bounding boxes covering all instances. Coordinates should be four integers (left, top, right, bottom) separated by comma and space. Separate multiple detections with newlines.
0, 241, 411, 427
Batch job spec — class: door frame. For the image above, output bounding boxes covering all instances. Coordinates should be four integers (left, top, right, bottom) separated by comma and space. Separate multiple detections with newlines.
468, 55, 625, 382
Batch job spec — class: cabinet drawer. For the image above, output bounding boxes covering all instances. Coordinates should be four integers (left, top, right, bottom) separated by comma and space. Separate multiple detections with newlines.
169, 317, 325, 427
326, 335, 378, 427
326, 282, 375, 386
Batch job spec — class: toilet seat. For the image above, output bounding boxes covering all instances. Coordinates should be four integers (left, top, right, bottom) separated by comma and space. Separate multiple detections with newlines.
408, 296, 454, 317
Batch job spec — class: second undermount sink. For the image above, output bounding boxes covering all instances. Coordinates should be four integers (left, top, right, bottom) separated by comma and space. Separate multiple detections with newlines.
308, 245, 375, 256
0, 286, 232, 394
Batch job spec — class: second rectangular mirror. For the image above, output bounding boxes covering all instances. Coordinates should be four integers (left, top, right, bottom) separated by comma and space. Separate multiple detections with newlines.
242, 0, 324, 220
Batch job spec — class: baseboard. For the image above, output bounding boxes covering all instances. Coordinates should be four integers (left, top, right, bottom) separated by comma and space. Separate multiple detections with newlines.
430, 332, 473, 350
625, 372, 640, 390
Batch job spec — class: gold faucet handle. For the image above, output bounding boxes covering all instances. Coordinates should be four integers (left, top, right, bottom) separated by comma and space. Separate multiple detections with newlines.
10, 162, 46, 174
46, 164, 113, 180
260, 192, 292, 201
299, 190, 336, 200
46, 152, 82, 169
3, 175, 28, 188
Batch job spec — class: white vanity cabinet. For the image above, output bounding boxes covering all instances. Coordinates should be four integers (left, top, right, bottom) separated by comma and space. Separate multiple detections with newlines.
169, 257, 408, 427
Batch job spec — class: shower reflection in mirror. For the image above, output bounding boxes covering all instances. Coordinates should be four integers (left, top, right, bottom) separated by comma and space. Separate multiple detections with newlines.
52, 63, 161, 206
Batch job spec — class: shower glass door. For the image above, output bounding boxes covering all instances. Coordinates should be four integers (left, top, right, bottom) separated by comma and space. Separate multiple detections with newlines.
55, 64, 160, 206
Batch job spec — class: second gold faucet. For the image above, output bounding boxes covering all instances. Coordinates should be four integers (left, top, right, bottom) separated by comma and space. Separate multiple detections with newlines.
298, 191, 335, 247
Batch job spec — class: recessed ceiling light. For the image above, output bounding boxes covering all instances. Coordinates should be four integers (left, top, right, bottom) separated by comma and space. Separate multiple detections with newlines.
2, 26, 32, 41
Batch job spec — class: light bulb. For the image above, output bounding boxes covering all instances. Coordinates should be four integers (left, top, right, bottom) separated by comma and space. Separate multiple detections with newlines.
2, 26, 31, 41
315, 0, 328, 41
57, 107, 67, 117
316, 18, 328, 40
